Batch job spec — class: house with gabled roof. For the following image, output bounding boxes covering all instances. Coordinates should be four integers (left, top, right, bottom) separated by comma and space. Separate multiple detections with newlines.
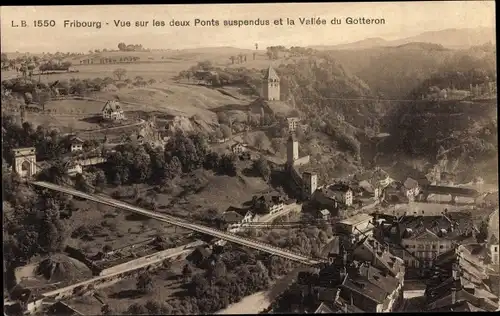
352, 237, 405, 282
424, 261, 498, 312
101, 100, 125, 121
69, 136, 84, 153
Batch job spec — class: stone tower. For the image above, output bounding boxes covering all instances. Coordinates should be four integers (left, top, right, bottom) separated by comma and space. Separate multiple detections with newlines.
302, 172, 318, 199
287, 133, 299, 165
12, 147, 37, 178
263, 65, 280, 101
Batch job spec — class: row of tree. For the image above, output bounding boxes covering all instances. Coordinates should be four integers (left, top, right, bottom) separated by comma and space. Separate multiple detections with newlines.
102, 131, 238, 186
117, 42, 147, 52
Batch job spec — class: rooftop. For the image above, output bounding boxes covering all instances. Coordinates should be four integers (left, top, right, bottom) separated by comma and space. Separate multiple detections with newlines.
426, 185, 479, 197
396, 213, 476, 241
102, 100, 122, 112
329, 183, 352, 193
321, 236, 341, 257
404, 177, 419, 190
339, 213, 373, 226
263, 65, 279, 80
221, 210, 244, 223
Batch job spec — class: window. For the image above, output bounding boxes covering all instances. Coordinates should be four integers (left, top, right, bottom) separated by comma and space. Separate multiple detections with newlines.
440, 245, 444, 249
495, 246, 498, 252
432, 245, 436, 249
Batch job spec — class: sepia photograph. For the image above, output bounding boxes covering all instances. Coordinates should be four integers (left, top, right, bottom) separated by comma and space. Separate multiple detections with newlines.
1, 2, 498, 315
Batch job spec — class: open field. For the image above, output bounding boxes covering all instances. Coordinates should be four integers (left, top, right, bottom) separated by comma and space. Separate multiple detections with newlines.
67, 168, 271, 256
43, 99, 105, 114
24, 113, 101, 132
150, 168, 271, 218
63, 257, 196, 315
93, 83, 250, 124
67, 198, 180, 256
7, 50, 281, 84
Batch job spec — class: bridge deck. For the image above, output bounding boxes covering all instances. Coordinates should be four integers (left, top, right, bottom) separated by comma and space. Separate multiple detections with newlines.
424, 185, 479, 197
30, 181, 324, 266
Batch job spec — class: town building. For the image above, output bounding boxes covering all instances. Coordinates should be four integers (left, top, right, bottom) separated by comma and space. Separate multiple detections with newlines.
287, 117, 300, 132
383, 181, 410, 204
231, 142, 246, 154
290, 254, 404, 313
68, 136, 84, 153
424, 251, 498, 312
285, 134, 317, 201
352, 237, 406, 282
66, 163, 83, 176
488, 234, 499, 272
262, 65, 280, 101
375, 212, 478, 271
317, 209, 330, 221
221, 210, 244, 231
101, 100, 125, 121
252, 194, 285, 214
355, 168, 392, 199
315, 183, 353, 207
336, 213, 374, 239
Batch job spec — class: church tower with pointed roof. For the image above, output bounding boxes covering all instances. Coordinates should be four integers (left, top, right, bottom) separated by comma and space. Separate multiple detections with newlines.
263, 65, 280, 101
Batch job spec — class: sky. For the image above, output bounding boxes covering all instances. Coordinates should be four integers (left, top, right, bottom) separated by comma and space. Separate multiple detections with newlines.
1, 2, 496, 53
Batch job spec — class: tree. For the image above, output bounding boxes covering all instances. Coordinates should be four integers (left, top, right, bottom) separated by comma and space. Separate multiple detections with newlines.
136, 272, 154, 294
219, 154, 237, 176
163, 156, 182, 181
208, 259, 227, 283
220, 124, 232, 139
214, 128, 223, 140
198, 60, 213, 71
101, 304, 113, 315
126, 303, 146, 315
24, 92, 33, 105
182, 263, 193, 282
271, 138, 282, 154
253, 157, 271, 181
113, 68, 127, 80
254, 131, 267, 150
93, 169, 107, 192
203, 151, 220, 170
217, 112, 229, 124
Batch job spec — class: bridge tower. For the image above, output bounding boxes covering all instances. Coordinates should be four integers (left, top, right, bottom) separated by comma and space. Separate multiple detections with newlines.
12, 147, 37, 179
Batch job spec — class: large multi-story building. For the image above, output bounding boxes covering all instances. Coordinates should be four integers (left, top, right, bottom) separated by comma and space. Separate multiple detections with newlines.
284, 237, 405, 313
375, 213, 477, 270
336, 213, 374, 239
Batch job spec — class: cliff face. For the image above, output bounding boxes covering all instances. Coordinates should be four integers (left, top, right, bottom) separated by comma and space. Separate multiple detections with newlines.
381, 98, 497, 184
